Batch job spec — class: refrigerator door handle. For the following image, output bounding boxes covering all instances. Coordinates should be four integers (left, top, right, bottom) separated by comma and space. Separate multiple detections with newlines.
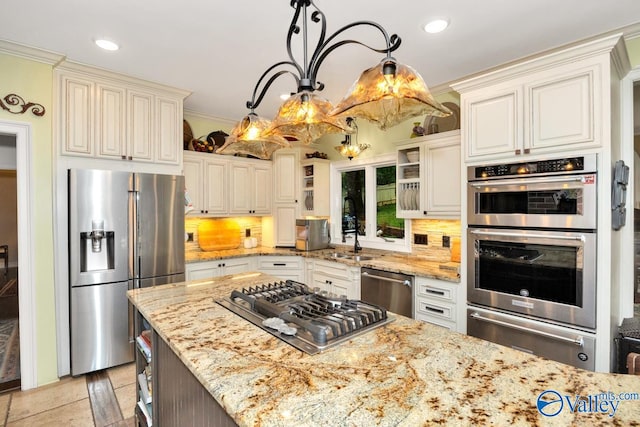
128, 189, 138, 281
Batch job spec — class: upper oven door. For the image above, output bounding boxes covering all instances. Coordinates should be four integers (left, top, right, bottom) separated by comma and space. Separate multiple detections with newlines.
467, 173, 597, 229
467, 228, 596, 330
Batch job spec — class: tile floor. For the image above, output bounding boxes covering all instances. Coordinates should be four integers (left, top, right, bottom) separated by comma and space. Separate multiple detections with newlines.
0, 363, 136, 427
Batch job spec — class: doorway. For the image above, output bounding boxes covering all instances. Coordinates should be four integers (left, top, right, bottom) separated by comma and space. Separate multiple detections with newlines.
0, 135, 19, 392
634, 80, 640, 318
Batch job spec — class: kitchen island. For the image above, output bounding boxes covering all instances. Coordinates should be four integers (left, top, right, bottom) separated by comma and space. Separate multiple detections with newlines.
128, 273, 640, 426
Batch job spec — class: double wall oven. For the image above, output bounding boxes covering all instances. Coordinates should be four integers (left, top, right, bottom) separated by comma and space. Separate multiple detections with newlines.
466, 155, 598, 370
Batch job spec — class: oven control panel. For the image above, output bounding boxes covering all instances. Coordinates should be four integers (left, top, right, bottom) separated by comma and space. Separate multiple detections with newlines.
469, 156, 595, 180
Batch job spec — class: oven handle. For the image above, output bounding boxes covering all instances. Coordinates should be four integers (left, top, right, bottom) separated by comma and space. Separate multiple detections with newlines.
469, 176, 586, 187
470, 229, 585, 242
469, 312, 585, 347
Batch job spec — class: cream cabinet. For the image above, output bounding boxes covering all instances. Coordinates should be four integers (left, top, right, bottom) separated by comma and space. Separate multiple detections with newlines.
183, 152, 228, 216
55, 61, 189, 165
414, 276, 459, 331
451, 36, 625, 162
186, 257, 257, 281
257, 256, 304, 282
396, 130, 461, 218
228, 159, 272, 215
183, 153, 271, 217
272, 149, 302, 247
301, 159, 330, 216
309, 260, 360, 300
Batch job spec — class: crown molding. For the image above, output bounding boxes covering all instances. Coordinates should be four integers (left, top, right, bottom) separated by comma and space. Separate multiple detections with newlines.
183, 109, 236, 126
0, 39, 64, 65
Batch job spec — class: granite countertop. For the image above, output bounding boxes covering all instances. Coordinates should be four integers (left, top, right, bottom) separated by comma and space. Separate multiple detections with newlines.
185, 246, 461, 283
128, 273, 640, 427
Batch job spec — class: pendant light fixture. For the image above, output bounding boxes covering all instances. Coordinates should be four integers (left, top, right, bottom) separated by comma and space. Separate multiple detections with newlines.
335, 118, 370, 160
217, 112, 290, 159
223, 0, 450, 156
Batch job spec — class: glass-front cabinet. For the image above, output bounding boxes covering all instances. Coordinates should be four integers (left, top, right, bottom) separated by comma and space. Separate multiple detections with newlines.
396, 131, 461, 218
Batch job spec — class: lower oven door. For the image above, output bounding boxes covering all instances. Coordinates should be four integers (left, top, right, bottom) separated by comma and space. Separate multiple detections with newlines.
467, 227, 596, 329
467, 306, 595, 370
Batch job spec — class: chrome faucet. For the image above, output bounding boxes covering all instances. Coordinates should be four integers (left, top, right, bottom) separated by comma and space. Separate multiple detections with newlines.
343, 196, 361, 253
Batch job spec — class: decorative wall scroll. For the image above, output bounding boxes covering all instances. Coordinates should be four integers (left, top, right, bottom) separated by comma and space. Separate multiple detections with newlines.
0, 93, 46, 117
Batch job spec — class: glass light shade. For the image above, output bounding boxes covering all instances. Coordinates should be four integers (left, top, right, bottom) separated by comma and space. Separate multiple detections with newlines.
335, 139, 370, 160
269, 91, 354, 145
330, 59, 452, 130
216, 113, 290, 159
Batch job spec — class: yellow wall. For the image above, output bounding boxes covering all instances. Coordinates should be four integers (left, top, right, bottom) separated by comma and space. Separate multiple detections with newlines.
627, 36, 640, 67
0, 52, 58, 385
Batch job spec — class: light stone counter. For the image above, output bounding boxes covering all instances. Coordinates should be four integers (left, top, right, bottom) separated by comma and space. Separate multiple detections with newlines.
128, 273, 640, 427
185, 246, 461, 283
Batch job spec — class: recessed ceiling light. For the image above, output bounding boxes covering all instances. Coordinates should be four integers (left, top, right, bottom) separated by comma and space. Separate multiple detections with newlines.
423, 19, 449, 34
95, 39, 119, 51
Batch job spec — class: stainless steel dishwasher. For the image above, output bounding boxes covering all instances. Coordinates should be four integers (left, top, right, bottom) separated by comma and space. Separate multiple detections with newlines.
361, 267, 414, 318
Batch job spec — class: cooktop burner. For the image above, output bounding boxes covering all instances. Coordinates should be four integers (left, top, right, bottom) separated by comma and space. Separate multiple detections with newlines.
216, 280, 395, 354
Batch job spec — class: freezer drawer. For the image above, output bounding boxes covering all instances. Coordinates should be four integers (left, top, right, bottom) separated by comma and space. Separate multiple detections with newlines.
71, 281, 134, 375
467, 306, 595, 370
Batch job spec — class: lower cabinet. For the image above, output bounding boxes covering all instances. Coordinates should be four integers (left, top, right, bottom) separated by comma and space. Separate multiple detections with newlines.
186, 257, 257, 281
414, 276, 458, 331
257, 256, 304, 282
309, 259, 360, 300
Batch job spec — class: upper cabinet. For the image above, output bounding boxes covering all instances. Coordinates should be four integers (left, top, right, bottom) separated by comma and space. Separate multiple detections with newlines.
184, 152, 272, 217
229, 159, 272, 215
183, 152, 228, 216
451, 34, 629, 163
301, 158, 330, 217
55, 61, 190, 165
396, 130, 461, 218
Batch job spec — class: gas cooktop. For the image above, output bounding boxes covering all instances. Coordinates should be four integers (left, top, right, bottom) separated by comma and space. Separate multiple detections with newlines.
216, 280, 394, 354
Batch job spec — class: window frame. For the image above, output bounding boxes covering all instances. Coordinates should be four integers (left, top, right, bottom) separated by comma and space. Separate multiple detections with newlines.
330, 153, 411, 252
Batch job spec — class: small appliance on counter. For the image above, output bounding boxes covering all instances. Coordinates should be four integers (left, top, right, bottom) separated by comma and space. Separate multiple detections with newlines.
295, 218, 331, 251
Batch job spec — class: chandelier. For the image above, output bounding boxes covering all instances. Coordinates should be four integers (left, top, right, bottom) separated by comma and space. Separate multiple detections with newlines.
335, 118, 370, 160
218, 0, 451, 159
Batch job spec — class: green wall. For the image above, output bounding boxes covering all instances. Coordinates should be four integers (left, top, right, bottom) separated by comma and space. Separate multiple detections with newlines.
0, 52, 58, 386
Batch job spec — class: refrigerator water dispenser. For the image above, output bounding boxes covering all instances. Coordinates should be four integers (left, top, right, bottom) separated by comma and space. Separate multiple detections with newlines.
79, 231, 115, 272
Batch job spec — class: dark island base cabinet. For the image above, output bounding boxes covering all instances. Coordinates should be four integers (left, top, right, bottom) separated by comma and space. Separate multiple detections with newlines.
135, 322, 237, 427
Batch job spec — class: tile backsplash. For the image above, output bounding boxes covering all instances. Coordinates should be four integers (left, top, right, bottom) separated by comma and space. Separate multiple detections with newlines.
411, 219, 461, 262
185, 217, 263, 251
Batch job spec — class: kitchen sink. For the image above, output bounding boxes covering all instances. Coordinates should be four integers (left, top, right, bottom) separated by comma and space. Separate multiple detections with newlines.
331, 252, 375, 261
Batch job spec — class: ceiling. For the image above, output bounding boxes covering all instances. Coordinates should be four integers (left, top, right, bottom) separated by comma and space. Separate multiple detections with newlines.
2, 0, 640, 124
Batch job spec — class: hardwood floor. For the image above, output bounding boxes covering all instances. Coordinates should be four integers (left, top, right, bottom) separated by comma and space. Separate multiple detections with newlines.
0, 363, 136, 427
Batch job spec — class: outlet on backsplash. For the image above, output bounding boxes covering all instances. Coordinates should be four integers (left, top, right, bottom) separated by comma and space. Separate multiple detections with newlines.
411, 219, 461, 263
414, 234, 428, 245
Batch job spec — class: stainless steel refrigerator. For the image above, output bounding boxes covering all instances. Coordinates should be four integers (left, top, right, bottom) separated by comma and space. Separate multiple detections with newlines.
68, 169, 185, 376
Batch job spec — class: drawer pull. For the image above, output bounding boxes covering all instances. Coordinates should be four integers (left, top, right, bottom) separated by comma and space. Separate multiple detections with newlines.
423, 305, 445, 314
425, 288, 445, 296
273, 263, 286, 266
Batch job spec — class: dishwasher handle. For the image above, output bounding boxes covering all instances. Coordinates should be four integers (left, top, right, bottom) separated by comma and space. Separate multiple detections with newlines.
361, 271, 412, 287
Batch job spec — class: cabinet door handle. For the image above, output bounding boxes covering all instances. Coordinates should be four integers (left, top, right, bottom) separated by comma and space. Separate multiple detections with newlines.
515, 149, 521, 155
121, 155, 126, 160
423, 211, 427, 215
524, 148, 530, 154
128, 156, 133, 161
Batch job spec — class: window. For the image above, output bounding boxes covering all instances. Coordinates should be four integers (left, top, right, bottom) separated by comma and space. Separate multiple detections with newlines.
332, 154, 410, 251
